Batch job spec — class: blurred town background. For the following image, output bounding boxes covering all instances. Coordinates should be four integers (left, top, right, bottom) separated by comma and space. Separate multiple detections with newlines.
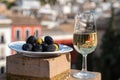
0, 0, 120, 80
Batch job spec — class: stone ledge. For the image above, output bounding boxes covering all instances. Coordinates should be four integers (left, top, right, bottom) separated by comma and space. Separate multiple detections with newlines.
0, 70, 101, 80
71, 69, 101, 80
6, 53, 71, 80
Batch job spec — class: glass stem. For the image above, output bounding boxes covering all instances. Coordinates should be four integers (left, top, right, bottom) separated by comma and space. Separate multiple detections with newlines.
82, 55, 87, 72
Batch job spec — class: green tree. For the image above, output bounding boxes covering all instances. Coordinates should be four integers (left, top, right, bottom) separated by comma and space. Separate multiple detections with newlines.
99, 4, 120, 80
1, 0, 16, 9
103, 0, 107, 2
39, 0, 56, 5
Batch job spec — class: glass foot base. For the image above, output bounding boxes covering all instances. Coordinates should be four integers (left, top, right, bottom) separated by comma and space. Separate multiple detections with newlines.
72, 71, 96, 79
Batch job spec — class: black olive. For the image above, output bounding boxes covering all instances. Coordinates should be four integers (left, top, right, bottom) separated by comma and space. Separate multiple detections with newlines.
44, 36, 54, 45
32, 44, 42, 52
26, 36, 36, 45
22, 43, 33, 51
47, 44, 56, 52
41, 42, 48, 52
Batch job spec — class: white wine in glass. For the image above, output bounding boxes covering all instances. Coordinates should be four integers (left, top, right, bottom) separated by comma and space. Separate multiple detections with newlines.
73, 11, 97, 79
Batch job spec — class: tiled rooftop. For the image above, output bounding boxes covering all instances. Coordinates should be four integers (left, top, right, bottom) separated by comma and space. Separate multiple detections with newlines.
42, 22, 74, 36
8, 16, 40, 26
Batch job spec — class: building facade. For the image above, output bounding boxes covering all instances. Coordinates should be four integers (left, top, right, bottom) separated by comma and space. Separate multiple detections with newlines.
0, 16, 12, 59
12, 25, 41, 41
10, 16, 42, 54
0, 16, 12, 74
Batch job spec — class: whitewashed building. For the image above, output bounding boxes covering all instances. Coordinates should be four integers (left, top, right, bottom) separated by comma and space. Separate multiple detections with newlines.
12, 0, 41, 16
0, 16, 12, 74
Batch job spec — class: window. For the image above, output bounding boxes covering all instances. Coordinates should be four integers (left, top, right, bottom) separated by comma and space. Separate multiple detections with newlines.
16, 30, 21, 40
25, 30, 29, 39
35, 30, 39, 37
0, 66, 5, 74
0, 34, 5, 43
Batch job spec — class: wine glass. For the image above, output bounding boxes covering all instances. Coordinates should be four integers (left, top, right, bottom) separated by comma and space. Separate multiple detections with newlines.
73, 11, 97, 79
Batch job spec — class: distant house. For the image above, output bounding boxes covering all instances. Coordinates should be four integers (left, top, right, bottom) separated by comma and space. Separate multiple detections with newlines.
0, 15, 12, 74
11, 0, 41, 16
38, 4, 58, 21
0, 16, 12, 58
0, 3, 7, 14
9, 16, 42, 54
